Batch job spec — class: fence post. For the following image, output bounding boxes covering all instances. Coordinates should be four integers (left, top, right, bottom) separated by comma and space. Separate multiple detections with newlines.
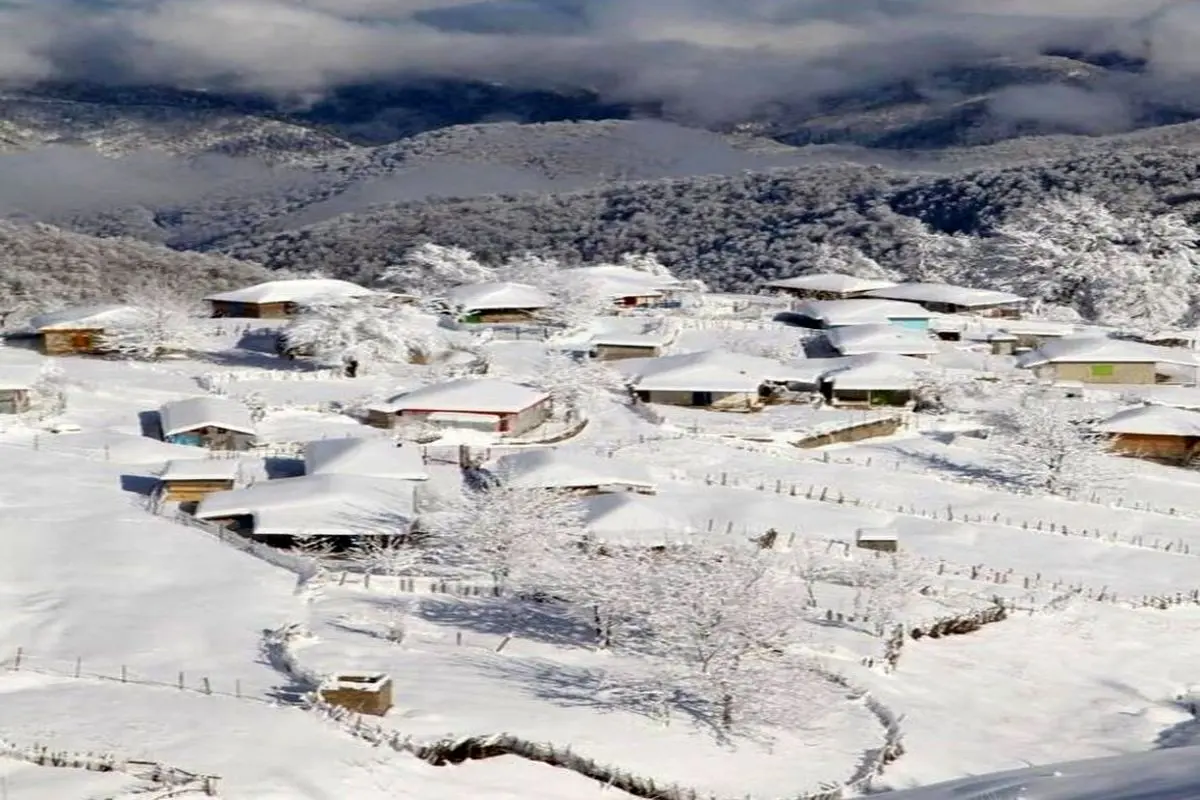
74, 657, 82, 678
13, 647, 22, 669
121, 665, 127, 683
235, 679, 242, 698
202, 677, 212, 695
179, 671, 185, 690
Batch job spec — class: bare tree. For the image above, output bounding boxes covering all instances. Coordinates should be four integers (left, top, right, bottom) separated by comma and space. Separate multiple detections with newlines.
100, 285, 212, 360
992, 391, 1118, 496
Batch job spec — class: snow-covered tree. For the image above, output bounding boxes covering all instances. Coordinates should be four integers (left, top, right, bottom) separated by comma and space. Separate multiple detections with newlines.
992, 391, 1117, 496
425, 484, 586, 593
283, 299, 445, 374
350, 535, 423, 577
637, 544, 823, 730
381, 243, 495, 297
524, 350, 626, 418
100, 287, 212, 360
808, 242, 899, 281
892, 217, 976, 283
985, 195, 1200, 330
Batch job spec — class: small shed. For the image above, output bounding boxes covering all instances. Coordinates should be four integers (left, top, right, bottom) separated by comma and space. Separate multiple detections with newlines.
304, 437, 429, 481
366, 378, 552, 437
205, 279, 377, 318
0, 364, 42, 414
158, 397, 257, 451
620, 349, 802, 409
318, 672, 393, 716
856, 527, 899, 553
448, 282, 554, 323
158, 458, 241, 502
29, 305, 140, 356
823, 323, 939, 358
1096, 405, 1200, 464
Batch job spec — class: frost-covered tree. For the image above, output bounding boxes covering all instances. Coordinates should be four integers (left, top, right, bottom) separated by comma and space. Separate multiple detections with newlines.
100, 285, 212, 360
808, 242, 899, 281
992, 392, 1117, 496
350, 535, 423, 577
986, 195, 1200, 330
381, 243, 494, 296
891, 217, 976, 283
523, 350, 626, 417
638, 544, 821, 730
426, 484, 586, 593
283, 299, 446, 374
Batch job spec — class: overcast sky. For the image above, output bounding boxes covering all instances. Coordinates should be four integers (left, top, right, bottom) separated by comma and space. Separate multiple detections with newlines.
0, 1, 1195, 121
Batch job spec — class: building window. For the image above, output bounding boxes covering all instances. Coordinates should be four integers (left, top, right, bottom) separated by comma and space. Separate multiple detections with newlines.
1090, 364, 1115, 377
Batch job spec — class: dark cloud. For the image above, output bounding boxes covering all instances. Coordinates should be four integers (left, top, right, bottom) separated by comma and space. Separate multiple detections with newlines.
0, 1, 1189, 125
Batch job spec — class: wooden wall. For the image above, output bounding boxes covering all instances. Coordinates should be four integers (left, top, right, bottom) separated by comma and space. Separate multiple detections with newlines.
161, 479, 236, 502
1110, 433, 1200, 464
319, 677, 393, 716
40, 328, 106, 356
1045, 362, 1157, 385
593, 344, 660, 361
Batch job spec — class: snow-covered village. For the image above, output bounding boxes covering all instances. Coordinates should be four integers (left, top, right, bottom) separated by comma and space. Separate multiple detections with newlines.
3, 211, 1200, 800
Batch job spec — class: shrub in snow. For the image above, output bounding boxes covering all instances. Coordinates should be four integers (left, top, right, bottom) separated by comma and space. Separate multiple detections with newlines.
283, 298, 446, 374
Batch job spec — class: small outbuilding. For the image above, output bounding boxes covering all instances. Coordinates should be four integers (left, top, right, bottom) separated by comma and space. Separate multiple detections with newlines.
765, 273, 897, 300
863, 283, 1026, 318
447, 282, 554, 323
0, 364, 42, 414
494, 448, 657, 495
619, 349, 803, 409
788, 299, 933, 331
205, 279, 378, 318
856, 527, 899, 553
318, 673, 393, 716
158, 397, 257, 451
1016, 336, 1200, 385
1096, 405, 1200, 465
365, 378, 552, 437
811, 353, 927, 408
29, 305, 140, 356
157, 458, 241, 503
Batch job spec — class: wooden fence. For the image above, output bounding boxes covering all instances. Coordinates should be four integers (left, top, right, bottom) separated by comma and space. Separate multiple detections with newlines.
0, 737, 221, 797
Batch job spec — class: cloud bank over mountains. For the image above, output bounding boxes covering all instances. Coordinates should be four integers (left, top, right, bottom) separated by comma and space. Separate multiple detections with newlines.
1, 1, 1199, 125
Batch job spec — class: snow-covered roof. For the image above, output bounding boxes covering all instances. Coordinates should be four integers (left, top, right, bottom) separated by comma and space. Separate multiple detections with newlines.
558, 265, 683, 291
580, 492, 696, 546
863, 282, 1025, 308
194, 474, 416, 536
1096, 405, 1200, 437
620, 349, 805, 393
1144, 329, 1200, 344
158, 458, 241, 482
993, 320, 1077, 337
856, 527, 899, 542
495, 448, 656, 492
766, 273, 897, 294
554, 317, 673, 350
804, 353, 928, 391
158, 396, 256, 438
1139, 386, 1200, 410
374, 378, 550, 414
0, 363, 42, 390
447, 281, 553, 311
29, 304, 140, 332
304, 437, 429, 481
1016, 336, 1200, 368
823, 323, 939, 357
205, 279, 376, 305
792, 298, 933, 326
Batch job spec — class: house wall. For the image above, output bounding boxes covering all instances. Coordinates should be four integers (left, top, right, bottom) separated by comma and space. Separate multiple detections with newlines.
319, 678, 393, 716
464, 309, 539, 323
890, 318, 931, 331
161, 478, 236, 502
1109, 433, 1200, 464
210, 300, 291, 319
1046, 362, 1157, 385
506, 398, 552, 436
365, 409, 396, 429
593, 344, 661, 361
165, 426, 255, 451
40, 328, 106, 356
0, 388, 30, 414
637, 389, 759, 408
828, 388, 913, 408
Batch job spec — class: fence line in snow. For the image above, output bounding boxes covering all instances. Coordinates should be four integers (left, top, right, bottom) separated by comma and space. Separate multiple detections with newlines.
0, 737, 221, 797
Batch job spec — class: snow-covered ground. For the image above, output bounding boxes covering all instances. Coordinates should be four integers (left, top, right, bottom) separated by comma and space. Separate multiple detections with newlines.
5, 291, 1200, 799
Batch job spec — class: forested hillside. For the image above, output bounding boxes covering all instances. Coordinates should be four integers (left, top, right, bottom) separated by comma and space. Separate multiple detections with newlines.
220, 148, 1200, 292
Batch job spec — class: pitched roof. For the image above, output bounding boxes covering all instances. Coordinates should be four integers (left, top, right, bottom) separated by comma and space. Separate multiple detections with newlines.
447, 281, 553, 311
29, 304, 140, 332
374, 378, 550, 414
304, 437, 429, 481
495, 448, 655, 491
158, 458, 242, 481
158, 396, 256, 438
194, 474, 415, 536
863, 282, 1025, 308
580, 492, 696, 546
766, 273, 897, 294
788, 353, 928, 390
1097, 405, 1200, 437
205, 279, 376, 305
792, 298, 933, 326
823, 323, 939, 357
1016, 336, 1200, 368
620, 349, 805, 393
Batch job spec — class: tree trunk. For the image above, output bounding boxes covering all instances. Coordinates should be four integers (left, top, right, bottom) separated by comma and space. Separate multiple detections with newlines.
720, 692, 734, 729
